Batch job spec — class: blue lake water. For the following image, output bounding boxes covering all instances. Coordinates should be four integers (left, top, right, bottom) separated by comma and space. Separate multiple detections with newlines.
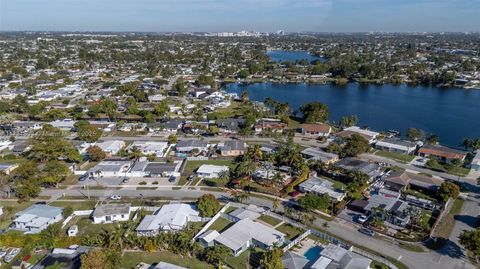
267, 50, 324, 63
224, 82, 480, 147
304, 246, 323, 261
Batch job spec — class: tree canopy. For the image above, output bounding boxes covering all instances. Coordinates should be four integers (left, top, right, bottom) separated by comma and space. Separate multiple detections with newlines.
197, 194, 221, 217
300, 102, 329, 123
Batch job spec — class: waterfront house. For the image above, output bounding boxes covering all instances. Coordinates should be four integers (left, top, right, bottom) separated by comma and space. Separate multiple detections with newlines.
136, 203, 200, 236
216, 118, 245, 134
418, 144, 467, 163
12, 204, 63, 234
298, 123, 332, 138
375, 138, 417, 154
335, 126, 379, 144
92, 203, 132, 224
254, 119, 287, 134
214, 218, 286, 256
472, 151, 480, 172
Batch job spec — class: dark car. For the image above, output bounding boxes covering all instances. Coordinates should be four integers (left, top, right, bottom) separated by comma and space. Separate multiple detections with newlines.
358, 228, 375, 236
169, 176, 176, 182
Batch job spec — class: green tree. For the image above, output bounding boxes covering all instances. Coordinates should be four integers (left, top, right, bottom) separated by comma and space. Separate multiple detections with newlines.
174, 77, 186, 97
437, 181, 460, 201
86, 146, 106, 161
407, 128, 424, 142
197, 194, 221, 217
28, 125, 78, 162
80, 249, 107, 269
260, 248, 284, 269
341, 134, 370, 157
459, 228, 480, 261
203, 245, 230, 267
300, 193, 330, 211
168, 134, 177, 144
300, 102, 329, 123
340, 115, 358, 127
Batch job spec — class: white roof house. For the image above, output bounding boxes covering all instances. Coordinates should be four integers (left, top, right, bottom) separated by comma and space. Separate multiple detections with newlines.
127, 141, 169, 157
196, 164, 229, 179
214, 218, 286, 256
94, 140, 126, 155
312, 243, 371, 269
12, 204, 63, 234
301, 147, 339, 164
92, 203, 132, 224
87, 160, 131, 178
299, 176, 346, 202
136, 203, 200, 236
342, 126, 379, 144
471, 151, 480, 171
375, 138, 417, 154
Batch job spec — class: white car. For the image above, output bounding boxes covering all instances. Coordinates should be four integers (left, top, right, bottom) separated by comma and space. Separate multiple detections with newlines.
358, 215, 370, 224
110, 195, 122, 200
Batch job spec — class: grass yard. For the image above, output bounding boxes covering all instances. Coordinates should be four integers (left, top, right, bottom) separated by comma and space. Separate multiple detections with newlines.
225, 249, 251, 269
276, 223, 304, 240
208, 217, 232, 232
120, 251, 213, 269
183, 159, 236, 174
224, 206, 238, 214
69, 216, 119, 237
435, 198, 465, 239
375, 150, 415, 163
0, 201, 34, 229
49, 200, 97, 211
257, 215, 282, 227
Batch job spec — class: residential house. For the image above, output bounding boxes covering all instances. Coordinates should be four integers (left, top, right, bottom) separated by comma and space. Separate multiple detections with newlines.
136, 203, 201, 236
335, 158, 382, 181
198, 230, 221, 248
298, 123, 332, 138
49, 119, 76, 131
175, 140, 209, 154
384, 171, 442, 194
92, 203, 132, 224
12, 204, 63, 234
301, 147, 339, 164
253, 168, 290, 186
128, 141, 169, 157
129, 161, 181, 177
375, 138, 417, 154
335, 126, 379, 144
418, 144, 467, 164
311, 243, 371, 269
472, 151, 480, 172
299, 176, 346, 202
219, 140, 245, 156
216, 118, 245, 134
254, 119, 286, 134
32, 246, 89, 269
360, 194, 410, 227
82, 140, 126, 156
87, 159, 131, 178
214, 218, 286, 256
282, 251, 309, 269
196, 164, 229, 179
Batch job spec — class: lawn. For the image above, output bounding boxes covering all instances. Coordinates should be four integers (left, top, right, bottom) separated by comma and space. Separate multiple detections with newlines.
120, 251, 213, 269
208, 217, 232, 232
183, 159, 236, 174
275, 223, 304, 240
224, 206, 238, 214
69, 216, 119, 237
375, 150, 415, 163
224, 249, 251, 269
49, 200, 97, 211
435, 198, 465, 239
425, 161, 470, 177
257, 215, 282, 227
0, 201, 34, 229
397, 242, 425, 252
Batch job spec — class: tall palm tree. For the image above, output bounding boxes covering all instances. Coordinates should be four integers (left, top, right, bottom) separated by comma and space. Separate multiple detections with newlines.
233, 191, 249, 203
272, 198, 280, 212
461, 138, 473, 151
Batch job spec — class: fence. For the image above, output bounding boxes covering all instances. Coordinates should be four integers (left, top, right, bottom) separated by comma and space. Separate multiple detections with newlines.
61, 210, 93, 228
192, 202, 231, 241
430, 197, 453, 238
187, 156, 209, 161
282, 230, 311, 252
351, 246, 399, 269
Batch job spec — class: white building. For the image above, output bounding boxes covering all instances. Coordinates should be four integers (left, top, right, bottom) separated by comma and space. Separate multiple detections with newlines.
92, 203, 132, 224
299, 176, 346, 202
136, 203, 201, 236
342, 126, 379, 144
214, 218, 286, 256
12, 204, 63, 234
67, 225, 78, 237
196, 164, 229, 179
471, 151, 480, 172
375, 138, 417, 154
311, 243, 371, 269
127, 141, 168, 157
87, 160, 131, 178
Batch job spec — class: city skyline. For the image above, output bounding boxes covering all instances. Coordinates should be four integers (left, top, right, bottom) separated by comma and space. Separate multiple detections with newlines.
1, 0, 479, 33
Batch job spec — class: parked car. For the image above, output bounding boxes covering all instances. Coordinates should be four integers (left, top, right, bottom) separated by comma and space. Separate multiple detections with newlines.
187, 175, 195, 181
358, 214, 370, 224
121, 177, 129, 184
110, 195, 122, 200
168, 176, 176, 182
358, 228, 375, 236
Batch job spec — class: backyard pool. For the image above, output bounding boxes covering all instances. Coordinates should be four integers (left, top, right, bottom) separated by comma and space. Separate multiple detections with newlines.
303, 246, 323, 261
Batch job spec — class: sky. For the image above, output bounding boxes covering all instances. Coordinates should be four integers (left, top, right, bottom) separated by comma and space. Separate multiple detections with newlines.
0, 0, 479, 32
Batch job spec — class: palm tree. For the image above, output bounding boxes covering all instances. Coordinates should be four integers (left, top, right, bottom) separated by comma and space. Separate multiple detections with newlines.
241, 90, 249, 103
272, 172, 284, 187
217, 170, 230, 185
461, 138, 473, 151
272, 198, 280, 212
238, 159, 256, 180
233, 191, 249, 203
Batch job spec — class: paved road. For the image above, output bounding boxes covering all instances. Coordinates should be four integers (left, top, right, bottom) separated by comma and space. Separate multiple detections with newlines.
38, 187, 476, 269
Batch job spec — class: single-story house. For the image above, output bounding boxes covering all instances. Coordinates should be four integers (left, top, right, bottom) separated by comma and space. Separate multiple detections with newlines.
472, 151, 480, 172
216, 118, 245, 134
254, 119, 287, 133
228, 207, 262, 221
31, 246, 89, 269
12, 204, 63, 234
136, 203, 200, 236
260, 143, 278, 154
198, 230, 221, 248
301, 147, 339, 164
311, 243, 371, 269
81, 140, 125, 156
92, 203, 132, 224
375, 138, 417, 154
298, 123, 332, 138
196, 164, 229, 179
219, 140, 245, 156
175, 140, 209, 154
334, 158, 381, 181
253, 169, 290, 186
130, 161, 181, 177
214, 218, 286, 256
88, 159, 131, 178
127, 141, 168, 157
282, 251, 309, 269
384, 171, 442, 193
362, 194, 410, 227
299, 176, 346, 202
335, 126, 379, 144
418, 144, 467, 164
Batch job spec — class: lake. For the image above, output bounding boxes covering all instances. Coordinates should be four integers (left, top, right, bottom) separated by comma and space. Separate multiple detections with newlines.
224, 82, 480, 147
266, 50, 323, 63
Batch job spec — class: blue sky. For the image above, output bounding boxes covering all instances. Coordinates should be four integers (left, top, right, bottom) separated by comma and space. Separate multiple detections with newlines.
0, 0, 479, 32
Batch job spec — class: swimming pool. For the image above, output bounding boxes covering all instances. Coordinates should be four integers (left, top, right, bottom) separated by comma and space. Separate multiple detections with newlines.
303, 246, 323, 261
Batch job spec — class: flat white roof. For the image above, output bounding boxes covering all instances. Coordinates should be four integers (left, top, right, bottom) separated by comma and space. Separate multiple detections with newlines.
136, 203, 199, 232
196, 164, 229, 174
